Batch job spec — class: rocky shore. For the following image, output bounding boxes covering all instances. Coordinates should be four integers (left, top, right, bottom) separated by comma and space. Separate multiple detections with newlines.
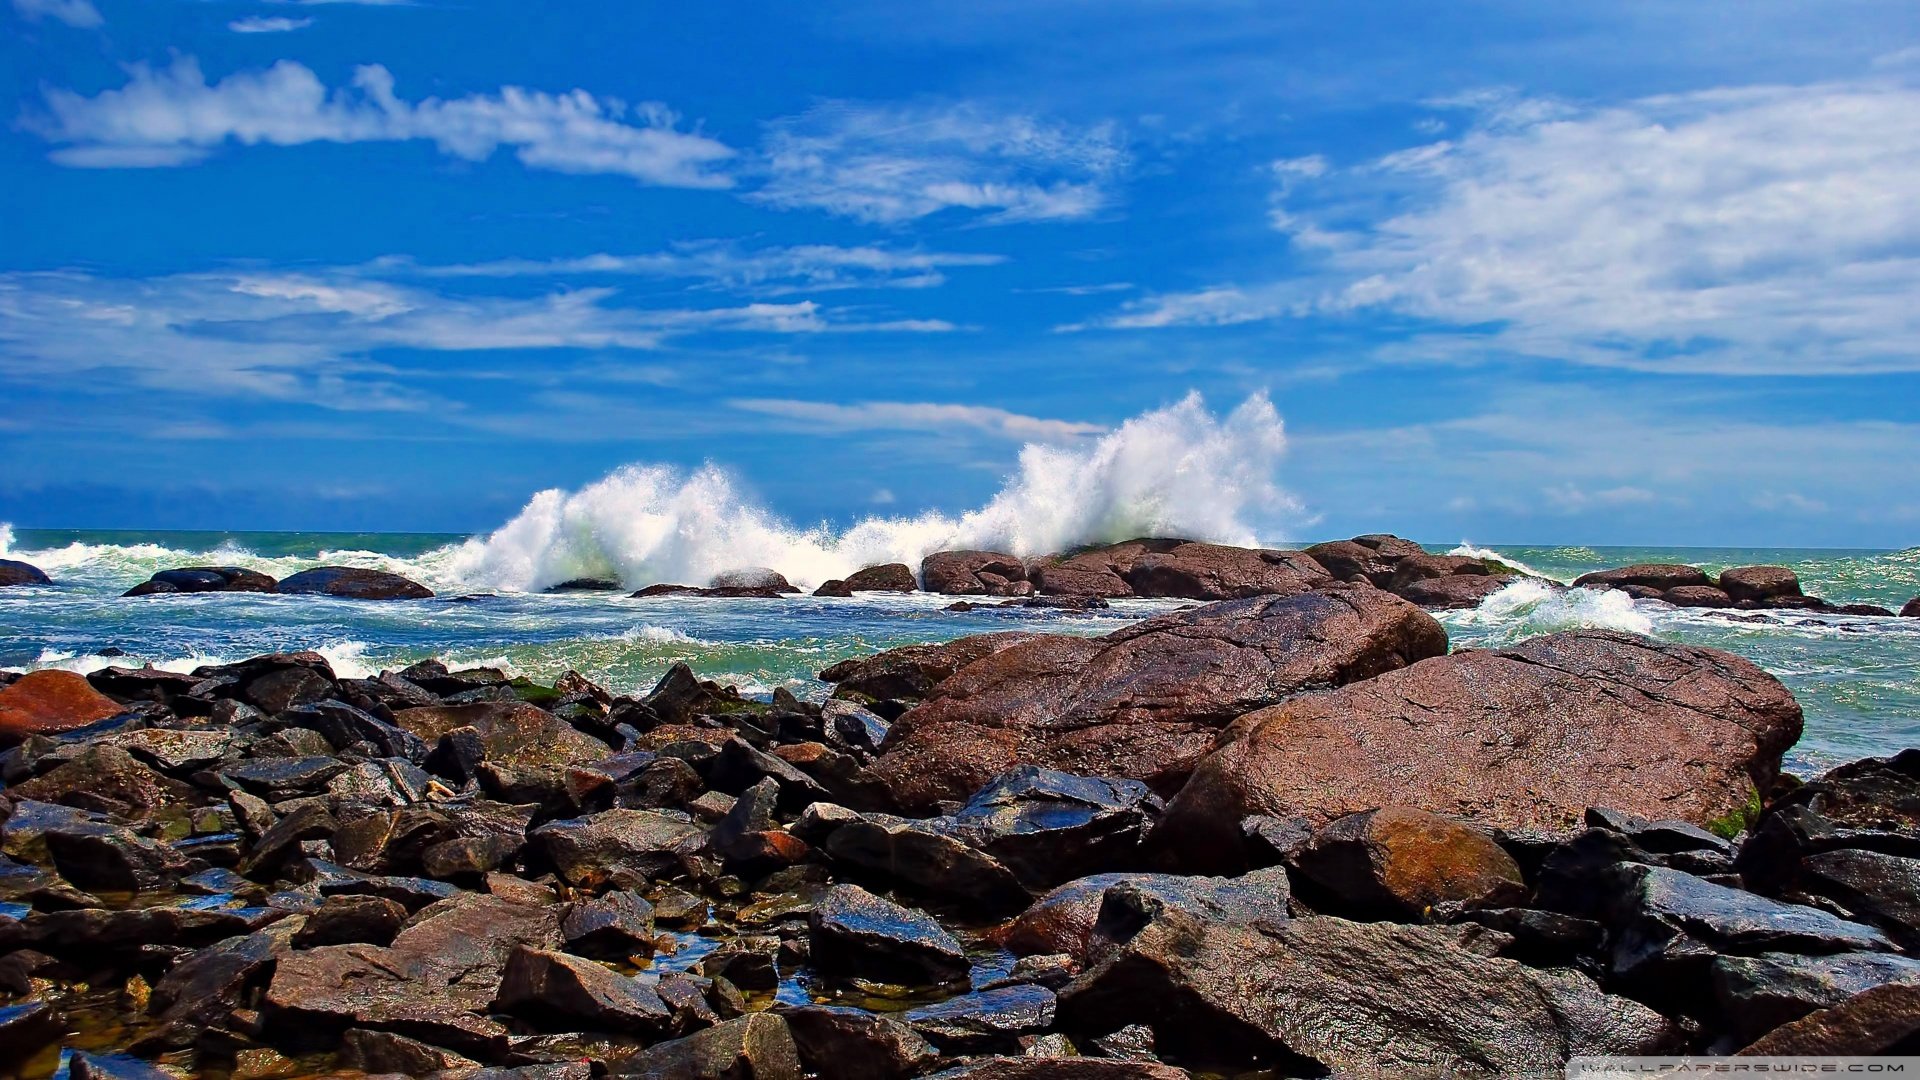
0, 539, 1916, 1077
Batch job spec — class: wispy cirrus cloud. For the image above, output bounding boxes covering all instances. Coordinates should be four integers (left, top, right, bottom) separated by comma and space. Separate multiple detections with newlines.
378, 242, 1006, 295
24, 56, 736, 185
1076, 76, 1920, 376
755, 100, 1128, 224
11, 0, 99, 26
229, 16, 313, 33
728, 398, 1105, 441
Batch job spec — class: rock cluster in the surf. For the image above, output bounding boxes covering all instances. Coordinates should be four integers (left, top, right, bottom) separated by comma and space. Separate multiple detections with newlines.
114, 565, 437, 600
1574, 562, 1900, 616
1, 567, 1917, 1078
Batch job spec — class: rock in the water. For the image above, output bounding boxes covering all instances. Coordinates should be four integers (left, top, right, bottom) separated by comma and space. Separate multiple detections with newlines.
1394, 573, 1516, 610
1161, 629, 1803, 870
1122, 542, 1331, 600
1290, 807, 1525, 919
1058, 908, 1674, 1075
1665, 585, 1735, 608
903, 985, 1057, 1055
922, 551, 1028, 596
277, 566, 434, 600
1302, 535, 1427, 585
1799, 848, 1920, 950
1739, 983, 1920, 1054
561, 890, 656, 959
808, 883, 969, 986
1720, 565, 1803, 604
816, 810, 1030, 911
1572, 563, 1711, 591
778, 1005, 939, 1080
710, 568, 799, 592
0, 670, 124, 742
1712, 951, 1920, 1044
0, 559, 51, 588
813, 580, 853, 597
1903, 597, 1920, 618
611, 1013, 801, 1079
866, 588, 1447, 812
843, 563, 917, 592
123, 566, 277, 597
493, 945, 674, 1033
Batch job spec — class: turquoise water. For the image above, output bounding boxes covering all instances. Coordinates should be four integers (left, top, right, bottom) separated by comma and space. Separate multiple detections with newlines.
3, 527, 1916, 777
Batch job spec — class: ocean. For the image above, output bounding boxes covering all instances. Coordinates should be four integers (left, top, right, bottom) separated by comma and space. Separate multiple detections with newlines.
3, 524, 1916, 779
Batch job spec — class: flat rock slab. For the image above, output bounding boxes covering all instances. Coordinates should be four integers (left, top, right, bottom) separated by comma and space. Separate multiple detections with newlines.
1161, 630, 1804, 869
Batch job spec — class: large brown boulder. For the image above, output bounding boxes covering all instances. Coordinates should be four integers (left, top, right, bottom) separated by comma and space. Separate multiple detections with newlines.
1028, 539, 1180, 598
393, 701, 610, 768
0, 559, 52, 587
124, 566, 277, 597
1302, 535, 1425, 585
843, 563, 917, 592
1572, 564, 1711, 591
1161, 630, 1803, 871
1290, 807, 1525, 919
0, 670, 125, 743
277, 566, 433, 600
1394, 574, 1516, 610
922, 551, 1028, 596
1719, 566, 1803, 604
862, 588, 1448, 813
819, 633, 1046, 709
1029, 538, 1333, 601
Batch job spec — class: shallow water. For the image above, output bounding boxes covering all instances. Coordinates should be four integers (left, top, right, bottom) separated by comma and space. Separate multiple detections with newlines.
3, 528, 1916, 777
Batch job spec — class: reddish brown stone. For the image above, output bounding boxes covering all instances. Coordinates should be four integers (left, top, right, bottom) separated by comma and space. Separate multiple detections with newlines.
818, 633, 1046, 705
1719, 566, 1803, 604
1664, 585, 1734, 608
922, 551, 1027, 595
843, 563, 917, 592
862, 588, 1447, 813
1393, 574, 1516, 610
1739, 983, 1920, 1054
1161, 630, 1804, 871
0, 670, 125, 742
1291, 807, 1526, 919
1572, 564, 1711, 591
1123, 542, 1332, 600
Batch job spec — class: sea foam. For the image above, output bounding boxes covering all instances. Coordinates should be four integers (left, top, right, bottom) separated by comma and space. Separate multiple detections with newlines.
442, 392, 1298, 592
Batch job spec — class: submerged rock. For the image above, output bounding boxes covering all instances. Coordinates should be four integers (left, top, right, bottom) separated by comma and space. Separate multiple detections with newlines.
1161, 630, 1804, 870
276, 566, 434, 600
864, 588, 1447, 812
808, 883, 969, 986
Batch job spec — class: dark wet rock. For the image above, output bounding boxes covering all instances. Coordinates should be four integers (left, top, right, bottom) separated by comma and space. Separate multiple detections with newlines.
1797, 848, 1920, 950
923, 550, 1028, 596
808, 883, 969, 986
1393, 572, 1517, 609
22, 806, 196, 893
532, 809, 703, 889
421, 833, 523, 880
106, 727, 241, 774
778, 1004, 939, 1080
338, 1028, 479, 1074
1002, 870, 1290, 963
68, 1053, 174, 1080
240, 799, 338, 875
936, 767, 1158, 891
1718, 565, 1803, 604
1665, 584, 1735, 608
821, 699, 889, 757
711, 567, 799, 592
699, 940, 781, 992
1712, 951, 1920, 1044
1573, 563, 1713, 591
1584, 807, 1734, 857
820, 632, 1045, 712
494, 945, 674, 1033
293, 895, 408, 947
1454, 907, 1606, 966
817, 810, 1029, 911
276, 566, 434, 600
635, 583, 791, 599
867, 588, 1447, 813
562, 889, 655, 959
709, 738, 831, 812
19, 905, 257, 961
221, 755, 348, 800
1739, 982, 1920, 1054
0, 999, 64, 1062
610, 1012, 801, 1079
280, 699, 429, 763
1610, 865, 1893, 998
546, 577, 622, 593
812, 579, 853, 597
0, 559, 51, 588
123, 566, 277, 597
1058, 908, 1674, 1075
1163, 630, 1804, 870
397, 701, 609, 772
148, 927, 288, 1038
9, 744, 195, 817
0, 671, 125, 743
1903, 597, 1920, 617
1290, 806, 1525, 920
843, 563, 917, 592
904, 985, 1056, 1055
928, 1060, 1185, 1080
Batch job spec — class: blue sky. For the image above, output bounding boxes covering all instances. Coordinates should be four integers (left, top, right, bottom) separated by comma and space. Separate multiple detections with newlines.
4, 0, 1920, 546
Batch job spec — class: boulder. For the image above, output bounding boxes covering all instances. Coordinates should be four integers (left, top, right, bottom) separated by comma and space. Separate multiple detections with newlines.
843, 563, 917, 592
1664, 585, 1734, 608
634, 583, 789, 599
1394, 573, 1516, 610
1385, 553, 1495, 589
1720, 565, 1803, 604
1028, 540, 1167, 598
1739, 983, 1920, 1055
936, 767, 1159, 891
561, 889, 656, 959
1161, 630, 1803, 870
276, 566, 434, 600
1904, 597, 1920, 618
864, 588, 1448, 813
1571, 564, 1711, 591
395, 701, 610, 770
1712, 951, 1920, 1045
611, 1013, 801, 1080
1798, 848, 1920, 951
1290, 807, 1525, 919
710, 568, 799, 593
812, 579, 853, 597
531, 809, 704, 889
123, 566, 277, 597
493, 945, 674, 1033
0, 670, 125, 742
921, 551, 1027, 596
1122, 542, 1332, 601
808, 884, 969, 986
0, 559, 51, 588
819, 633, 1045, 711
1302, 537, 1423, 585
8, 744, 193, 817
815, 810, 1030, 911
1056, 908, 1675, 1074
1002, 871, 1290, 963
778, 1005, 939, 1080
902, 985, 1056, 1055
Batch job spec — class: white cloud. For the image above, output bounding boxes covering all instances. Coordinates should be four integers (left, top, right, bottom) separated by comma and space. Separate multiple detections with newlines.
11, 0, 100, 27
728, 398, 1105, 441
384, 243, 1005, 295
28, 56, 736, 188
229, 16, 313, 32
1082, 76, 1920, 375
755, 101, 1127, 224
1541, 483, 1659, 514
